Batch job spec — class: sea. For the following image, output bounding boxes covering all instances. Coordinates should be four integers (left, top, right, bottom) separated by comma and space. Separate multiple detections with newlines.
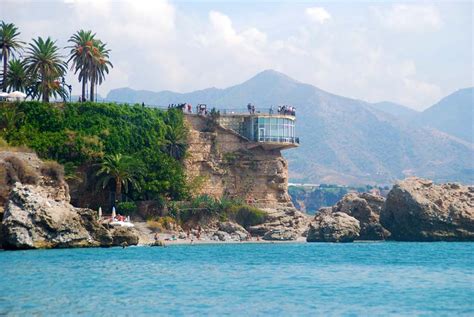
0, 242, 473, 316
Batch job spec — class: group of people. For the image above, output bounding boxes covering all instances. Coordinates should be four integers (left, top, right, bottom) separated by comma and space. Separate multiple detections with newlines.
277, 105, 296, 116
165, 102, 296, 116
168, 103, 193, 113
247, 103, 256, 114
196, 104, 208, 115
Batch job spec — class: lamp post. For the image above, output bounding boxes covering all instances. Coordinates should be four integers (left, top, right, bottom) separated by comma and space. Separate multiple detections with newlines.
61, 77, 73, 103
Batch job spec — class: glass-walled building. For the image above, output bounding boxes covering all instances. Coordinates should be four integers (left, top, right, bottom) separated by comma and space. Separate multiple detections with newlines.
252, 117, 296, 143
218, 114, 299, 149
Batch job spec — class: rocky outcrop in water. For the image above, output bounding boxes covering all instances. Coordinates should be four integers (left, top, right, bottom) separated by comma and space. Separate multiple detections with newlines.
1, 183, 139, 250
381, 177, 474, 241
332, 193, 390, 240
306, 211, 360, 242
248, 204, 309, 240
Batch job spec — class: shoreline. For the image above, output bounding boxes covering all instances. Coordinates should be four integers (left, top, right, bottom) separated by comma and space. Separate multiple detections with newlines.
141, 236, 308, 247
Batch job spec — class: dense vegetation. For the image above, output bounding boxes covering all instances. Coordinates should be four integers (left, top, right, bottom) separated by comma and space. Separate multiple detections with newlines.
170, 195, 267, 229
0, 101, 188, 201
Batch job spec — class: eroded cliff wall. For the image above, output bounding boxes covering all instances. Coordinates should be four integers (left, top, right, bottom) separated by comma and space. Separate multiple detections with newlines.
184, 115, 291, 208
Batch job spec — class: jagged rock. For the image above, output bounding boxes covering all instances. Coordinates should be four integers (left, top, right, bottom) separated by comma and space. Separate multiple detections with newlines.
1, 183, 137, 250
262, 229, 297, 241
214, 230, 232, 241
232, 230, 249, 241
381, 177, 474, 241
218, 221, 246, 234
111, 227, 140, 246
247, 205, 310, 240
307, 211, 360, 242
333, 193, 390, 240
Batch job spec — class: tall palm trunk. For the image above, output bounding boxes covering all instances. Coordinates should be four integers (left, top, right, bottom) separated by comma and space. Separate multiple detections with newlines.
90, 71, 95, 102
81, 78, 87, 102
2, 49, 8, 92
115, 177, 122, 203
42, 85, 49, 102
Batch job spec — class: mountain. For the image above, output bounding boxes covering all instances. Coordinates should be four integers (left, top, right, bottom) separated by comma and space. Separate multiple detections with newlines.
371, 101, 419, 120
107, 70, 474, 185
414, 88, 473, 143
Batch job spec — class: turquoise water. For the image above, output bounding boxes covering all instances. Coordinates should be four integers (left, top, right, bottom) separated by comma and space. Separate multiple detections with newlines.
1, 242, 473, 316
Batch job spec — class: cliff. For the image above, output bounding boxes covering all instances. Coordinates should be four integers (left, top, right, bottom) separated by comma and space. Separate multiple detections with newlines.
185, 114, 291, 206
184, 114, 309, 238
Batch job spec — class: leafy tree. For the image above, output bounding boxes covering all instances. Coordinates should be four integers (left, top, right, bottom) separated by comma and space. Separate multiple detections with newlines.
96, 153, 143, 203
25, 37, 67, 102
0, 22, 24, 92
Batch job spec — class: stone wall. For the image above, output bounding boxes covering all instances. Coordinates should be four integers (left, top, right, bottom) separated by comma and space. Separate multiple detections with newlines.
184, 115, 291, 207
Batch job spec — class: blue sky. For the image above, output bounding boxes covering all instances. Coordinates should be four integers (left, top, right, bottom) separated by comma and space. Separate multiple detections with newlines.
2, 0, 472, 109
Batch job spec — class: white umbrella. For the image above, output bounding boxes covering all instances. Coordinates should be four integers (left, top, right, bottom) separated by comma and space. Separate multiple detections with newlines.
98, 207, 102, 220
112, 206, 116, 219
8, 91, 27, 99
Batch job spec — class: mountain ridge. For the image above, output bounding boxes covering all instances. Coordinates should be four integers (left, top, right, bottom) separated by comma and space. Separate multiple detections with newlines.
107, 70, 473, 185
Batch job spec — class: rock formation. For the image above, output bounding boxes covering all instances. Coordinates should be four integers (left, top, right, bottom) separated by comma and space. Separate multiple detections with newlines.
381, 177, 474, 241
0, 152, 139, 250
306, 211, 360, 242
184, 115, 309, 239
332, 193, 390, 240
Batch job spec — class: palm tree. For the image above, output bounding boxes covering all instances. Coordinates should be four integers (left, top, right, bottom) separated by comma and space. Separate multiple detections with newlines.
1, 107, 24, 132
67, 30, 96, 102
24, 37, 67, 102
89, 40, 112, 102
162, 125, 188, 161
0, 22, 24, 92
96, 154, 142, 203
5, 59, 28, 92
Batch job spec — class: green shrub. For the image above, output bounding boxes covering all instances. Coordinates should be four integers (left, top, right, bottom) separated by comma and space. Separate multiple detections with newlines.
0, 137, 8, 148
117, 201, 137, 215
175, 195, 267, 228
228, 205, 267, 228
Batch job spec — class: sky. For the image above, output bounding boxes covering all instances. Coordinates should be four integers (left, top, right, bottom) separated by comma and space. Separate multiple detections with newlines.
1, 0, 473, 110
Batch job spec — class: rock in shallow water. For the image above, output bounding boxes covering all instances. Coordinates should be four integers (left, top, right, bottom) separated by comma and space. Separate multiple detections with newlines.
381, 177, 474, 241
333, 193, 390, 240
306, 211, 360, 242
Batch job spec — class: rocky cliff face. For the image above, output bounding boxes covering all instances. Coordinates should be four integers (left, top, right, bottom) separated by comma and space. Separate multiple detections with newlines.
381, 177, 474, 241
0, 152, 139, 250
185, 115, 291, 206
184, 115, 309, 238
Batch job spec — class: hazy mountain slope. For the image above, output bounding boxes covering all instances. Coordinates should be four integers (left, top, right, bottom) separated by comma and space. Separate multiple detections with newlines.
107, 70, 474, 184
371, 101, 419, 120
414, 87, 473, 143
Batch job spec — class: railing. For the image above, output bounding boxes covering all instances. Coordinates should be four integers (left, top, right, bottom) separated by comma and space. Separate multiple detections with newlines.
219, 108, 296, 117
257, 136, 300, 144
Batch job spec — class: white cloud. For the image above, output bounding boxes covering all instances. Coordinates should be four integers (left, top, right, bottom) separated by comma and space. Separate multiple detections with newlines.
373, 4, 442, 32
305, 7, 331, 24
3, 0, 469, 109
